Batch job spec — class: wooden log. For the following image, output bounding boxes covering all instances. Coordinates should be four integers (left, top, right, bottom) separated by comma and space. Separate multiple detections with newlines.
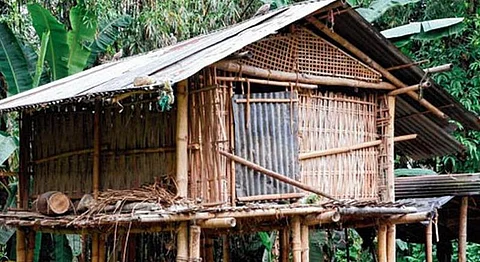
292, 217, 301, 262
279, 229, 289, 262
426, 220, 433, 262
92, 233, 99, 262
458, 196, 468, 262
219, 150, 339, 202
388, 82, 431, 96
306, 18, 448, 120
299, 134, 417, 160
237, 193, 306, 202
387, 225, 396, 262
76, 194, 95, 212
177, 222, 188, 262
36, 191, 71, 215
425, 64, 453, 74
198, 218, 236, 228
216, 76, 318, 89
215, 61, 397, 90
190, 225, 201, 262
301, 224, 310, 262
17, 228, 26, 262
93, 100, 101, 200
377, 224, 387, 262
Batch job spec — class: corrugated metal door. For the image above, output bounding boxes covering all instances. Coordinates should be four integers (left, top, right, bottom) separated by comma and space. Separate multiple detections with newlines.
232, 91, 300, 197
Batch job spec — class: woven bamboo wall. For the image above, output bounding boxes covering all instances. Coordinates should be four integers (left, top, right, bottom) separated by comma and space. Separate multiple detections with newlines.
189, 68, 233, 204
240, 27, 381, 83
30, 95, 176, 198
298, 90, 379, 200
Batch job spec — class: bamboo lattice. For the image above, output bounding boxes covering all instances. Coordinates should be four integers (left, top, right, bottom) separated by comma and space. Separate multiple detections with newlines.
298, 90, 379, 200
240, 28, 381, 83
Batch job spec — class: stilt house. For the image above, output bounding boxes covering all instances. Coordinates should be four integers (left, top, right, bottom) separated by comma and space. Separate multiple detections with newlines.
0, 0, 478, 261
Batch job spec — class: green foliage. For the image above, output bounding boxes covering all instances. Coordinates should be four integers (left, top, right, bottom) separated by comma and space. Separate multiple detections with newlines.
355, 0, 421, 22
0, 23, 33, 95
32, 31, 49, 88
53, 234, 73, 262
28, 3, 70, 81
381, 18, 464, 41
33, 232, 42, 262
67, 6, 97, 75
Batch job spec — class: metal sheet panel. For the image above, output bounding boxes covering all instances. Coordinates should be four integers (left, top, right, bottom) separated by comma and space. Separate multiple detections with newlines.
232, 92, 300, 197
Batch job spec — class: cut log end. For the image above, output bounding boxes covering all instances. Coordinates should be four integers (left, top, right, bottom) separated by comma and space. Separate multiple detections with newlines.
36, 191, 71, 215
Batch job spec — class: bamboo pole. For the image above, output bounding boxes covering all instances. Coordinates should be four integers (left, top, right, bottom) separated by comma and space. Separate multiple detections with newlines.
215, 61, 397, 90
301, 225, 310, 262
304, 210, 341, 226
299, 134, 417, 160
176, 79, 189, 262
205, 237, 214, 262
237, 193, 306, 202
458, 196, 468, 262
425, 64, 453, 74
222, 235, 230, 262
26, 230, 35, 262
306, 18, 447, 120
219, 150, 340, 201
16, 228, 26, 262
426, 220, 433, 262
99, 234, 106, 262
93, 100, 101, 200
387, 95, 396, 262
92, 233, 99, 262
388, 82, 431, 96
279, 229, 289, 262
378, 224, 387, 262
215, 76, 318, 89
292, 217, 302, 262
190, 225, 201, 262
19, 113, 30, 209
197, 218, 236, 228
386, 59, 429, 71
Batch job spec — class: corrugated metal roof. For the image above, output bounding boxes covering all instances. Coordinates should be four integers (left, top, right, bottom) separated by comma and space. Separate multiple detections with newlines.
0, 0, 477, 159
0, 0, 336, 111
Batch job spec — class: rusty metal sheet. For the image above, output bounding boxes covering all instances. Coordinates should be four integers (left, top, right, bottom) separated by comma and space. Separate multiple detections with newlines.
232, 91, 300, 197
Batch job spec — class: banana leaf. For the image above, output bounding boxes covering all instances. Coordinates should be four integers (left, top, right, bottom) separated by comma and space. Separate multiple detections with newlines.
67, 6, 97, 75
357, 0, 421, 22
0, 22, 33, 95
28, 3, 69, 81
381, 18, 464, 40
0, 131, 18, 167
33, 232, 42, 262
54, 234, 73, 262
66, 234, 82, 257
32, 31, 49, 88
86, 15, 132, 67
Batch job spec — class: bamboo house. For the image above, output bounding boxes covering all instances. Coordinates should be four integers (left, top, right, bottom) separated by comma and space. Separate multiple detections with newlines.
0, 0, 479, 261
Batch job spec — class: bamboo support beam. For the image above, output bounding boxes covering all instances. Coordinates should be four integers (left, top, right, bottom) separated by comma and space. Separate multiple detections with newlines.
92, 233, 99, 262
388, 82, 431, 96
19, 113, 30, 210
27, 230, 35, 262
190, 225, 201, 262
306, 18, 447, 120
425, 64, 453, 74
386, 96, 396, 202
93, 101, 101, 200
177, 222, 189, 262
219, 150, 340, 201
301, 224, 310, 262
299, 134, 417, 160
237, 193, 306, 202
426, 220, 433, 262
216, 76, 318, 89
99, 234, 106, 262
205, 237, 214, 262
304, 210, 341, 226
222, 235, 230, 262
386, 59, 429, 71
458, 196, 468, 262
215, 61, 397, 90
387, 225, 396, 262
378, 224, 387, 262
280, 229, 289, 262
197, 218, 236, 228
16, 228, 26, 262
292, 217, 302, 262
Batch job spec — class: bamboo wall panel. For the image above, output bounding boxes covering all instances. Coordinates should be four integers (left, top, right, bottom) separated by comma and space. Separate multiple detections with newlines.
298, 90, 378, 200
240, 28, 381, 83
232, 91, 300, 197
31, 108, 94, 197
189, 68, 232, 203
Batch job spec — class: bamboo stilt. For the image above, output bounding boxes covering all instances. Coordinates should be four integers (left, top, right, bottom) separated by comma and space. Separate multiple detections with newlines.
301, 225, 310, 262
458, 196, 468, 262
222, 235, 230, 262
92, 233, 99, 262
378, 224, 387, 262
93, 100, 101, 200
189, 225, 201, 262
176, 79, 189, 262
26, 230, 35, 262
426, 220, 433, 262
280, 229, 289, 262
386, 96, 396, 202
99, 234, 106, 262
306, 17, 447, 119
16, 228, 26, 262
292, 217, 301, 262
387, 225, 396, 262
205, 237, 214, 262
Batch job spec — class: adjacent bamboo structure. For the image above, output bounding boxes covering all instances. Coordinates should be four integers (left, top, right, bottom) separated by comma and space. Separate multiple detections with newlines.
458, 197, 468, 262
426, 220, 433, 262
301, 224, 310, 262
189, 225, 201, 261
280, 229, 290, 262
292, 217, 302, 262
16, 228, 26, 262
378, 224, 387, 262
